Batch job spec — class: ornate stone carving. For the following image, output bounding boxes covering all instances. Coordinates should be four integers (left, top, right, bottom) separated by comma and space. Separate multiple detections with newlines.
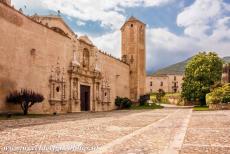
83, 48, 90, 69
72, 78, 78, 100
101, 74, 111, 103
49, 59, 67, 105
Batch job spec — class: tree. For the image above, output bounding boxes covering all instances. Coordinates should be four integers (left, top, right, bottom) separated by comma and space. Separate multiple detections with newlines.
156, 89, 166, 103
6, 89, 44, 115
182, 52, 223, 106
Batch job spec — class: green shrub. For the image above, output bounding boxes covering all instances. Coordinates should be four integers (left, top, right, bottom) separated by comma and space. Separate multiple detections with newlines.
151, 97, 157, 103
115, 96, 132, 109
122, 97, 132, 108
139, 94, 150, 106
150, 94, 157, 103
161, 96, 168, 104
206, 83, 230, 105
115, 96, 123, 107
222, 95, 230, 104
206, 87, 223, 104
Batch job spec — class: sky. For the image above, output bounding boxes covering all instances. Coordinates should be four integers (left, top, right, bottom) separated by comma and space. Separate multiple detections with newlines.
12, 0, 230, 73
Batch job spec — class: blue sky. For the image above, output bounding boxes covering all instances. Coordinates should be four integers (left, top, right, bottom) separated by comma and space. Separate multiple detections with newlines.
12, 0, 230, 73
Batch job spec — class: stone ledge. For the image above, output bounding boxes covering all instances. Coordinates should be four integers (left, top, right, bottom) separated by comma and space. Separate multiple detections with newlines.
209, 104, 230, 110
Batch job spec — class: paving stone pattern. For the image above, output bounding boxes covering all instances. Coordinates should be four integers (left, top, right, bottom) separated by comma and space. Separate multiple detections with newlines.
0, 109, 230, 154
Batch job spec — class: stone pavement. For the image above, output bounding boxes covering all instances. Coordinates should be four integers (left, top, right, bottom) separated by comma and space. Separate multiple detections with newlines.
0, 108, 230, 154
181, 110, 230, 154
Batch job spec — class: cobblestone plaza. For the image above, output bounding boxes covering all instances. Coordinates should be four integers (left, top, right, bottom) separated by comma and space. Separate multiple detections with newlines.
1, 108, 230, 153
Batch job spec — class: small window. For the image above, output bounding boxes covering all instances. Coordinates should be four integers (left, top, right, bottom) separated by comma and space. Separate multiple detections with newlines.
56, 86, 60, 92
131, 24, 133, 27
105, 92, 107, 97
160, 82, 163, 86
174, 76, 177, 81
150, 81, 153, 86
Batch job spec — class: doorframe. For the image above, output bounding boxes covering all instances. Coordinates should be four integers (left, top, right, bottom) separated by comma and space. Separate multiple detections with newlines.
80, 85, 91, 111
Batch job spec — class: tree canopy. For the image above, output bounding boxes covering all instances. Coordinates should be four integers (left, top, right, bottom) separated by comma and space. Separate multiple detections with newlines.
181, 52, 223, 105
6, 89, 44, 115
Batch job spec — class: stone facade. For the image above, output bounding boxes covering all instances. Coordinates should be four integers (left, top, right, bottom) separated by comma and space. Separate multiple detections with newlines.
146, 74, 184, 93
222, 63, 230, 84
0, 3, 139, 114
121, 17, 146, 101
147, 63, 229, 94
0, 0, 10, 5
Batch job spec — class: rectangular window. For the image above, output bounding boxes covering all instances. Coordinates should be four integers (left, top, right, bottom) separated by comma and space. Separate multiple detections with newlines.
150, 81, 152, 86
160, 82, 163, 86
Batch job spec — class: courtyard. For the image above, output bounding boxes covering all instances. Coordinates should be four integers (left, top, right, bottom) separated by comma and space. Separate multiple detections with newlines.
0, 108, 230, 154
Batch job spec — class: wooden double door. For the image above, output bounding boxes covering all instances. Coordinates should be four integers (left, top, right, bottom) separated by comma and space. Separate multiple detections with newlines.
80, 85, 90, 111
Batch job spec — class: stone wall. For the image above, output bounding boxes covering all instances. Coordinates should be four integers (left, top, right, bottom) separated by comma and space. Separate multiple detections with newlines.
0, 3, 73, 113
209, 104, 230, 110
32, 16, 77, 39
97, 52, 130, 111
222, 63, 230, 84
0, 3, 131, 114
146, 74, 184, 93
167, 75, 183, 93
146, 75, 168, 93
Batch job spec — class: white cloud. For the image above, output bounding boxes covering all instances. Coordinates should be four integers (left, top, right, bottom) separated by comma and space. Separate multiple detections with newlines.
143, 0, 175, 7
12, 0, 175, 29
177, 0, 227, 39
88, 27, 199, 72
176, 0, 230, 56
11, 0, 230, 72
76, 20, 86, 26
90, 31, 121, 58
145, 28, 199, 72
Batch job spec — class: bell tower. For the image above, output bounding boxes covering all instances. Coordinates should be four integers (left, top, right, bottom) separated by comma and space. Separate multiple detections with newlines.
121, 16, 146, 101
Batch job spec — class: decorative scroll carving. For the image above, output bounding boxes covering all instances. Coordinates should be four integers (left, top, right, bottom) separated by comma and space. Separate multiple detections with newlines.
96, 82, 100, 102
101, 75, 111, 103
72, 78, 78, 100
49, 59, 67, 105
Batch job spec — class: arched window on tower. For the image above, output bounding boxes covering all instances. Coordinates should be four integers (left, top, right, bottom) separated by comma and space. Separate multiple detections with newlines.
130, 24, 134, 42
83, 48, 90, 69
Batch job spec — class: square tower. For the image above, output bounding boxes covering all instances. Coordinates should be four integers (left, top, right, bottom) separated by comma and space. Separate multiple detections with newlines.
121, 16, 146, 101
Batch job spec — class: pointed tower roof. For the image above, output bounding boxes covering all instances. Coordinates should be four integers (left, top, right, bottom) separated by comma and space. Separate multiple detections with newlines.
128, 16, 139, 21
120, 16, 145, 30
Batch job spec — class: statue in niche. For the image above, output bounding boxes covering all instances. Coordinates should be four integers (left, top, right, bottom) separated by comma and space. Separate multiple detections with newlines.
83, 48, 90, 69
72, 44, 80, 67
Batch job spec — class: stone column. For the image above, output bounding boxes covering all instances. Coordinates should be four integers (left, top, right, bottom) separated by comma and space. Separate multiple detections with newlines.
68, 75, 73, 113
92, 78, 96, 112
